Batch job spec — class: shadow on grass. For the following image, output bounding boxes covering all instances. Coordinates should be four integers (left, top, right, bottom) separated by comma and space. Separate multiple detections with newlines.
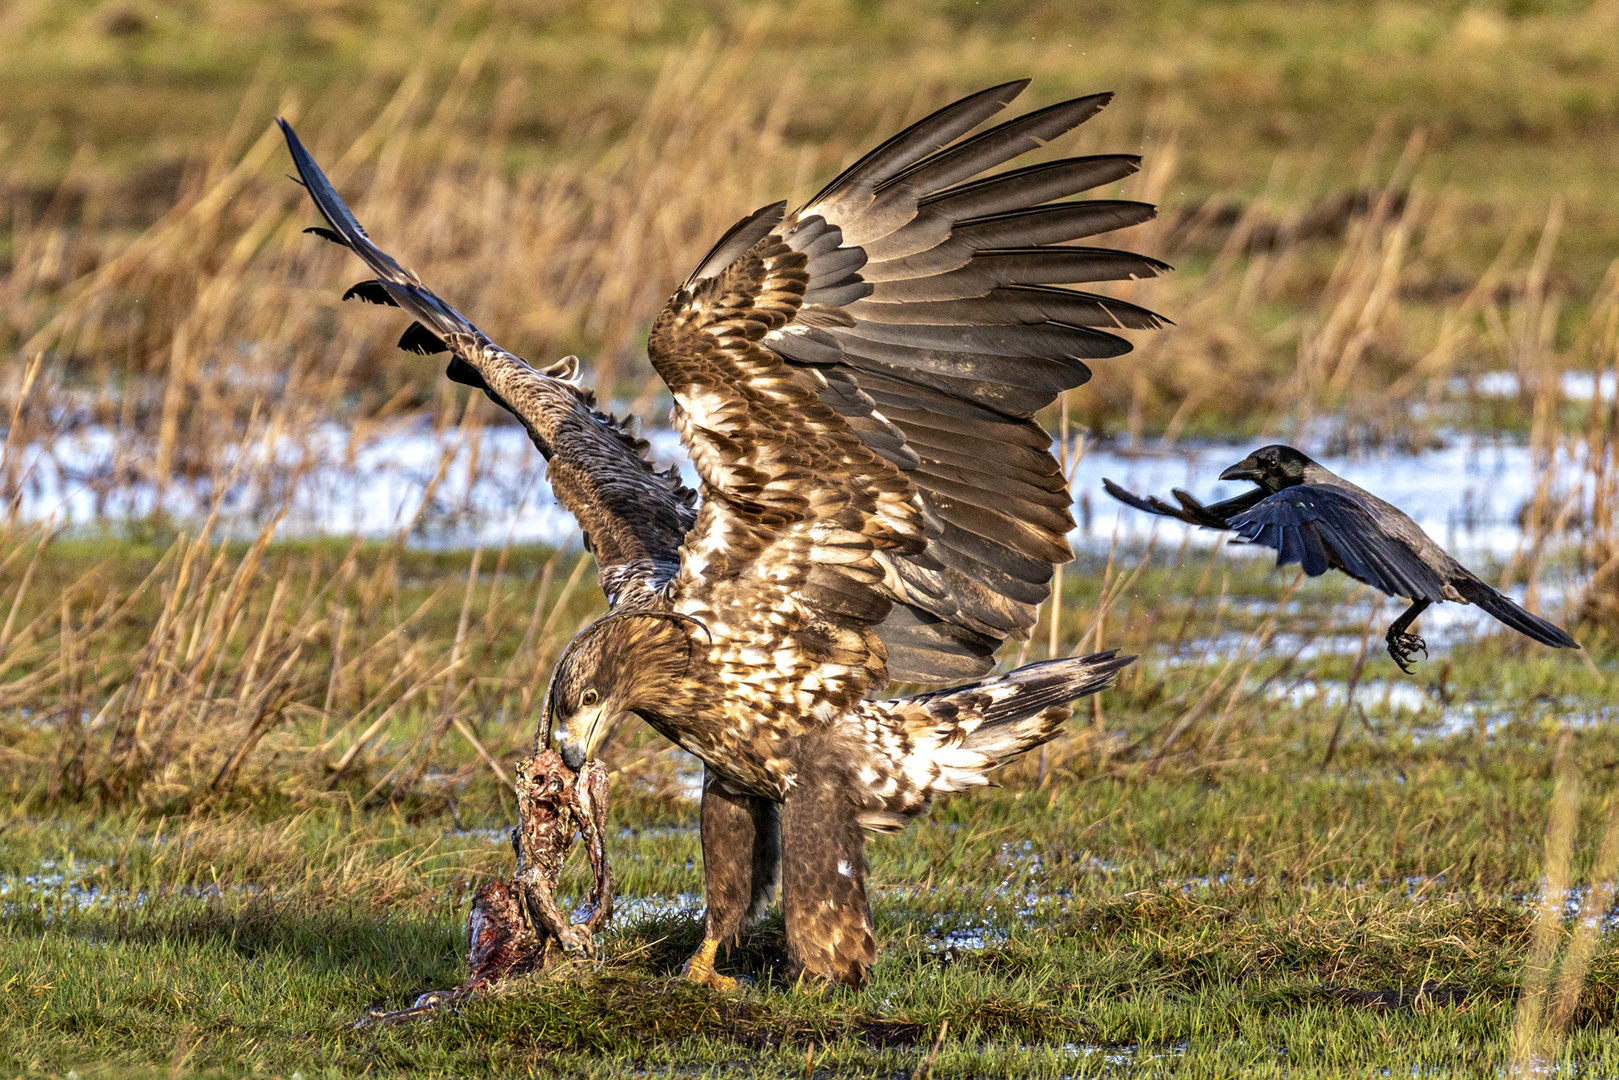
8, 897, 951, 1056
10, 894, 467, 991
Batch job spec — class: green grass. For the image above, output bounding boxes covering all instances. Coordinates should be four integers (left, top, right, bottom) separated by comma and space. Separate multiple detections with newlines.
9, 2, 1619, 222
8, 0, 1619, 323
3, 538, 1619, 1077
9, 726, 1619, 1078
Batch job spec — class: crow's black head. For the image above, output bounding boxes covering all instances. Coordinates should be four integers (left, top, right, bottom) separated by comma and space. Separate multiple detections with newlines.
1219, 444, 1314, 493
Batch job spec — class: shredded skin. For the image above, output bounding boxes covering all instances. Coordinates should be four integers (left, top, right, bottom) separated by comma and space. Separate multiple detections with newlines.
353, 753, 613, 1027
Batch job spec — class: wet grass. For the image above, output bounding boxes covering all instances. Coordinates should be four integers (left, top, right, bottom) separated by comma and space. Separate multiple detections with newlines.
10, 713, 1619, 1078
3, 538, 1619, 1077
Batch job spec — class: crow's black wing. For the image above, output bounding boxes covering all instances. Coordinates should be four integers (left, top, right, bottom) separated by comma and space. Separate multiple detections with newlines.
1228, 485, 1448, 601
1102, 478, 1265, 529
1101, 479, 1195, 522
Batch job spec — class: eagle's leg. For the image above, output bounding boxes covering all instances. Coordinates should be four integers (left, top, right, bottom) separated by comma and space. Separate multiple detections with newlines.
1385, 599, 1433, 674
683, 770, 781, 991
779, 754, 875, 989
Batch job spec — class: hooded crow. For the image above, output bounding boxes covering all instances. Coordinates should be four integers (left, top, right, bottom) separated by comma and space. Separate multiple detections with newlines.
1104, 444, 1579, 672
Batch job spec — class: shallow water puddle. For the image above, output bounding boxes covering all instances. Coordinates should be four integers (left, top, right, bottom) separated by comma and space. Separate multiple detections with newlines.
0, 868, 256, 919
10, 426, 1578, 561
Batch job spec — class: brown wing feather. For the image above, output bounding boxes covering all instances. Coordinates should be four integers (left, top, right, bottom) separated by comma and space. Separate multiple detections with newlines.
281, 121, 696, 607
653, 84, 1167, 686
654, 229, 927, 718
767, 86, 1167, 680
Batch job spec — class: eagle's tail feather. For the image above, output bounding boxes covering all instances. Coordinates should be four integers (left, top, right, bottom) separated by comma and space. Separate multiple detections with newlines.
954, 649, 1134, 766
876, 651, 1133, 824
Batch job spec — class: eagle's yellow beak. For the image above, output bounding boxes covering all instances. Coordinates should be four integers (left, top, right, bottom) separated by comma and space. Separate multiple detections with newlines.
555, 703, 610, 771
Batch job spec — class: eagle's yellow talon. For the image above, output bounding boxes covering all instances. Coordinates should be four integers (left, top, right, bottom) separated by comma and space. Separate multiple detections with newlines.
681, 936, 738, 991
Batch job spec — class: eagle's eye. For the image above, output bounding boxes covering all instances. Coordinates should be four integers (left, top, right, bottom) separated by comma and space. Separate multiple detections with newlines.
580, 688, 599, 709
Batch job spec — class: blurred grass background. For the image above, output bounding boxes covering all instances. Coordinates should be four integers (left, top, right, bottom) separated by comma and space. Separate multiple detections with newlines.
10, 0, 1619, 225
8, 0, 1619, 451
7, 3, 1619, 1075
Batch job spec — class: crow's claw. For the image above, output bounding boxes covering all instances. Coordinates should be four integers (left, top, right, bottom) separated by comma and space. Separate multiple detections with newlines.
1386, 631, 1427, 674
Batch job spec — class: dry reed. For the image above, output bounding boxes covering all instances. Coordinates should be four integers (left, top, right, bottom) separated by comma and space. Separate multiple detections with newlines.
1, 27, 1616, 810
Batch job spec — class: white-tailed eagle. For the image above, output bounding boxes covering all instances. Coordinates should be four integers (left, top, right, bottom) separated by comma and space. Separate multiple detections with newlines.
282, 80, 1165, 988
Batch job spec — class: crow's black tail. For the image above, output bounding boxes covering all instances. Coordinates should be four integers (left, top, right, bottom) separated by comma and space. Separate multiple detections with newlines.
1451, 577, 1579, 649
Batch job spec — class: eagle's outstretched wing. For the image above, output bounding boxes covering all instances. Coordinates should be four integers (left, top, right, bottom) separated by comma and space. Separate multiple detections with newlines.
655, 81, 1169, 689
280, 121, 697, 608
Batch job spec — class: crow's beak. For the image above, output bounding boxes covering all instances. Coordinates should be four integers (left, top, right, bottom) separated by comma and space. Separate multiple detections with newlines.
1220, 457, 1262, 483
553, 703, 610, 772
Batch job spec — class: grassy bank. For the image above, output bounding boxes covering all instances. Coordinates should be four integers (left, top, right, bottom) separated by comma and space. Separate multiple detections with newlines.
2, 533, 1616, 1075
7, 0, 1619, 447
9, 700, 1619, 1077
9, 1, 1619, 231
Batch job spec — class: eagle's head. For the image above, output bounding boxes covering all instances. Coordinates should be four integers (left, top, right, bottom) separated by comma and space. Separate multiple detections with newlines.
544, 611, 708, 770
1219, 444, 1314, 492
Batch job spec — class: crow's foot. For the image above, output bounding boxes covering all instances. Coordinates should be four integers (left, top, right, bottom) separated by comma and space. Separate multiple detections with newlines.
1386, 630, 1427, 674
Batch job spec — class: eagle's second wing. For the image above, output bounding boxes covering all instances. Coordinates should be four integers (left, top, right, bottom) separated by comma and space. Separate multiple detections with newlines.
1228, 485, 1447, 601
281, 121, 696, 607
660, 82, 1170, 686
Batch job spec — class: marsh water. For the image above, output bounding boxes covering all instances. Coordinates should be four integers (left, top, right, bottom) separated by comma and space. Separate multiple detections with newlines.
8, 420, 1568, 560
9, 411, 1588, 691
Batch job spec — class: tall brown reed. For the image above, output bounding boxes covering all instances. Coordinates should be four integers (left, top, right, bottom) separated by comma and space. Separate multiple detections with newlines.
2, 26, 1614, 806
